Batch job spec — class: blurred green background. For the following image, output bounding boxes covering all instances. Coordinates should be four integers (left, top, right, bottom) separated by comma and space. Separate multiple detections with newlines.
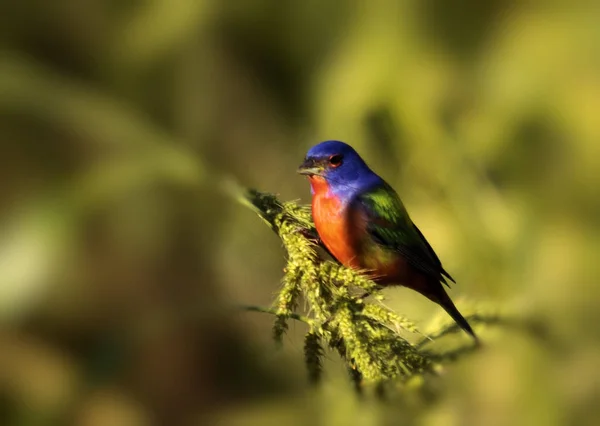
1, 1, 599, 425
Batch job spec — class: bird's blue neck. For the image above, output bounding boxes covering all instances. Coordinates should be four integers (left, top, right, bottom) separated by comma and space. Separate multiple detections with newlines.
325, 170, 384, 205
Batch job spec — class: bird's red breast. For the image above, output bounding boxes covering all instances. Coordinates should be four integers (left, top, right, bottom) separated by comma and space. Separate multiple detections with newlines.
309, 176, 363, 269
309, 176, 412, 283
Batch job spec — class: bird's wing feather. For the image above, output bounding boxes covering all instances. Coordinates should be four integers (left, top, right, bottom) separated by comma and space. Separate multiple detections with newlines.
411, 223, 455, 283
355, 183, 453, 286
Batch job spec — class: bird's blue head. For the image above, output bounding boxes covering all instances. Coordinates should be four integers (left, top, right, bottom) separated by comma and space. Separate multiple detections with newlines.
298, 140, 383, 200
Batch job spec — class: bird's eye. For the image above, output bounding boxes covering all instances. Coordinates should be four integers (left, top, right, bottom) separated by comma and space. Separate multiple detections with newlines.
328, 154, 343, 167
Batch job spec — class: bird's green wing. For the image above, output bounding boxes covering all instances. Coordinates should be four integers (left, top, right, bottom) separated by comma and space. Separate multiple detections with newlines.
355, 183, 455, 286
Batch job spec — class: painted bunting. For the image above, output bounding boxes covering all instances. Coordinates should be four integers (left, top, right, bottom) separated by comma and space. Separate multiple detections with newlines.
298, 140, 476, 339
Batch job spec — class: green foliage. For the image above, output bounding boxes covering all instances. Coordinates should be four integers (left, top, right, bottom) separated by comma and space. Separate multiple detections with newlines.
239, 188, 495, 388
303, 332, 324, 385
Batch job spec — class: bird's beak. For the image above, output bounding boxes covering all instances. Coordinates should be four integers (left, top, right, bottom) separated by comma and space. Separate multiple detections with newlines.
297, 158, 324, 176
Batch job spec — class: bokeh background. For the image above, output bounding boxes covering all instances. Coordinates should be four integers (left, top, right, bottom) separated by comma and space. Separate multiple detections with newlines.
1, 1, 599, 425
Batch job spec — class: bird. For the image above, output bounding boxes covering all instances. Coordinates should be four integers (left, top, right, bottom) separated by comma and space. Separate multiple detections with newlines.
297, 140, 477, 340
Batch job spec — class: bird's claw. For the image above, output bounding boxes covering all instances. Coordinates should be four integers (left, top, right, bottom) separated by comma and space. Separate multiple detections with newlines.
296, 227, 321, 243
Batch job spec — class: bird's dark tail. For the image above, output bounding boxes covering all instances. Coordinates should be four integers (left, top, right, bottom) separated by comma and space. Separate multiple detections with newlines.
402, 275, 479, 342
440, 296, 478, 342
430, 284, 478, 342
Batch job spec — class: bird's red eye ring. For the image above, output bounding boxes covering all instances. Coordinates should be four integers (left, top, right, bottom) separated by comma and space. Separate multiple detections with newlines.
329, 154, 343, 167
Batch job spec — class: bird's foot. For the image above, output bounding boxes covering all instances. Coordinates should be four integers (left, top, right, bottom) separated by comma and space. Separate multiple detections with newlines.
356, 291, 372, 302
295, 227, 321, 243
